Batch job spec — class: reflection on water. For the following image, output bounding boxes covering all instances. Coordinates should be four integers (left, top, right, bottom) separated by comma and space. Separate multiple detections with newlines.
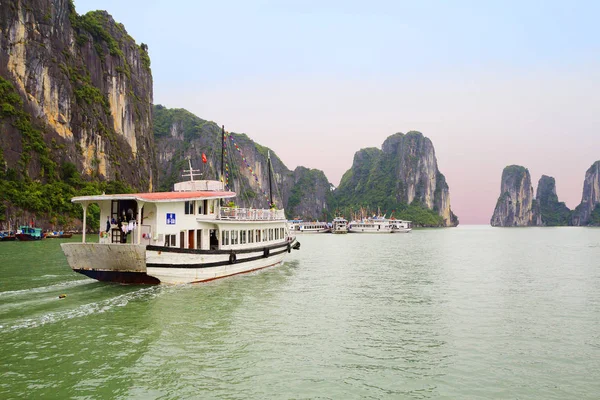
1, 227, 599, 399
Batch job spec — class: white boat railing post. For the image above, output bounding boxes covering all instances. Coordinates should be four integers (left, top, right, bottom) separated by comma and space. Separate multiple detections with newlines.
81, 201, 89, 243
136, 201, 145, 245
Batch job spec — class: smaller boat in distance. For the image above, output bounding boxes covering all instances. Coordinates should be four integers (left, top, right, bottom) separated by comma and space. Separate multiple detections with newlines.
45, 231, 73, 239
15, 226, 45, 241
388, 218, 412, 233
348, 216, 412, 233
331, 217, 348, 234
348, 217, 395, 233
290, 220, 331, 233
0, 231, 16, 241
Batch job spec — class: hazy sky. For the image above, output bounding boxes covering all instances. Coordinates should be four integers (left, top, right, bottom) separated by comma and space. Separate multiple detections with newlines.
76, 0, 600, 224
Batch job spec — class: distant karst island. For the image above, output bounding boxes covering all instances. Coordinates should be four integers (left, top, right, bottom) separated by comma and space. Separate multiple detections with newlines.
490, 162, 600, 227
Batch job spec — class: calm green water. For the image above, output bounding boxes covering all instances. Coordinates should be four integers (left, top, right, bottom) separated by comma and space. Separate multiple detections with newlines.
1, 226, 599, 399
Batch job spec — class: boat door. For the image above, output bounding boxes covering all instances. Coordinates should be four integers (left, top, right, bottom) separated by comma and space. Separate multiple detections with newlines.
188, 230, 194, 249
180, 231, 185, 249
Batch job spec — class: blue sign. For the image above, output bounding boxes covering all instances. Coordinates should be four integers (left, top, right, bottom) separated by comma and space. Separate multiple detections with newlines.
166, 213, 176, 225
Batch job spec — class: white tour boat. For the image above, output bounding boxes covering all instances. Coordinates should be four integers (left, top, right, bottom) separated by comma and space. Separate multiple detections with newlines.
61, 147, 300, 284
347, 216, 412, 233
388, 218, 412, 233
331, 217, 348, 234
289, 220, 331, 233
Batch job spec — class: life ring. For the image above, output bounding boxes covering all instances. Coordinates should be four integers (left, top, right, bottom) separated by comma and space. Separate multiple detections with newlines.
229, 253, 237, 264
287, 243, 291, 253
263, 248, 270, 258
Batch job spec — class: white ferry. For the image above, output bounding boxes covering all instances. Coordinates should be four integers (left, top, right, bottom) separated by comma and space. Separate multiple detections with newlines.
347, 216, 412, 233
331, 217, 348, 234
289, 220, 331, 233
61, 158, 300, 284
388, 218, 412, 233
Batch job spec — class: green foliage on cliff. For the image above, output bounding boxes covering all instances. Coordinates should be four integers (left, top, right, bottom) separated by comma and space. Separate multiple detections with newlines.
537, 185, 572, 226
287, 168, 334, 219
154, 105, 210, 139
0, 77, 56, 179
72, 10, 123, 58
139, 43, 151, 71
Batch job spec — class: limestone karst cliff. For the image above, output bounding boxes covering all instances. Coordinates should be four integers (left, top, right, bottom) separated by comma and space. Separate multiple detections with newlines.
153, 105, 333, 220
0, 0, 156, 188
490, 165, 541, 227
0, 0, 156, 230
536, 175, 571, 226
491, 162, 600, 227
573, 161, 600, 226
334, 131, 458, 227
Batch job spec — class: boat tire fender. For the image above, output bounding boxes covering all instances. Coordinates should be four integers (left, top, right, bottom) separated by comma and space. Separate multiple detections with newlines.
229, 253, 237, 264
263, 248, 270, 258
287, 243, 291, 253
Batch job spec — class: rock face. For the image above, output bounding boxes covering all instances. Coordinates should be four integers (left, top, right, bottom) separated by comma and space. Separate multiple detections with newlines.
491, 165, 541, 226
573, 161, 600, 226
536, 175, 571, 226
335, 132, 458, 227
0, 0, 156, 189
153, 105, 333, 220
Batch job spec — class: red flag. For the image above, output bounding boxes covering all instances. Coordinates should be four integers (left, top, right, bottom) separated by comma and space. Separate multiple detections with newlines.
202, 153, 207, 163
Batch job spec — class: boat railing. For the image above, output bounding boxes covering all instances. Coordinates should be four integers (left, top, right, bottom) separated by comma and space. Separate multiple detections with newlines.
218, 207, 286, 221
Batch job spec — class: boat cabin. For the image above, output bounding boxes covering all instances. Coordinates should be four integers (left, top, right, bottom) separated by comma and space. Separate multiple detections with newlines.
73, 179, 287, 251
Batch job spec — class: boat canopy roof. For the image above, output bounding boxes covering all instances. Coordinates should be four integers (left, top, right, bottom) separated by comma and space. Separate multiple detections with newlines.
70, 191, 236, 204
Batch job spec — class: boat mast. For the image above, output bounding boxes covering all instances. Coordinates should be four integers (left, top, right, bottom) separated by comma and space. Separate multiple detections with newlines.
267, 150, 274, 207
220, 125, 225, 187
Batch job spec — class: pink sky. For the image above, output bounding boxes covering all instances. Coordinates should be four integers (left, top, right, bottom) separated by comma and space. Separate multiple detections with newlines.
75, 0, 600, 225
158, 68, 600, 224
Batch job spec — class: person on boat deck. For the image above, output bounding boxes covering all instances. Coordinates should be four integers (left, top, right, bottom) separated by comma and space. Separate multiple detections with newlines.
106, 216, 110, 233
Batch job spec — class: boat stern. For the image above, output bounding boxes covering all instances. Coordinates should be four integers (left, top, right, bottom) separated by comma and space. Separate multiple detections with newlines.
60, 243, 159, 284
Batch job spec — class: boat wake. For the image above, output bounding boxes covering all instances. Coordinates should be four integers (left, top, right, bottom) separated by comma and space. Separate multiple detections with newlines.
0, 279, 96, 298
0, 285, 167, 333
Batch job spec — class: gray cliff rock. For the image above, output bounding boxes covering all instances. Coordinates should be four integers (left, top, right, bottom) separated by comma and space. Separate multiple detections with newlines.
573, 161, 600, 226
491, 165, 541, 226
0, 0, 156, 189
335, 131, 458, 227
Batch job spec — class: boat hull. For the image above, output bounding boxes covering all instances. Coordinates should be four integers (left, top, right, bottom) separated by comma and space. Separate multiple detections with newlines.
16, 234, 44, 241
348, 228, 396, 233
46, 233, 73, 239
61, 239, 297, 285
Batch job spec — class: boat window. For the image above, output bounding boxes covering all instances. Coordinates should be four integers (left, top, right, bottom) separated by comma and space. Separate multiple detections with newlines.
232, 230, 238, 245
184, 201, 195, 215
222, 230, 229, 246
248, 230, 254, 243
240, 230, 246, 244
210, 201, 215, 214
256, 229, 261, 242
269, 229, 273, 241
262, 229, 267, 242
165, 234, 176, 247
275, 229, 279, 240
280, 228, 284, 238
198, 202, 204, 215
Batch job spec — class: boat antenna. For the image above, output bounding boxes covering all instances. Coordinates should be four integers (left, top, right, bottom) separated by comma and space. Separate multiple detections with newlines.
267, 150, 274, 207
182, 158, 202, 182
220, 125, 225, 186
